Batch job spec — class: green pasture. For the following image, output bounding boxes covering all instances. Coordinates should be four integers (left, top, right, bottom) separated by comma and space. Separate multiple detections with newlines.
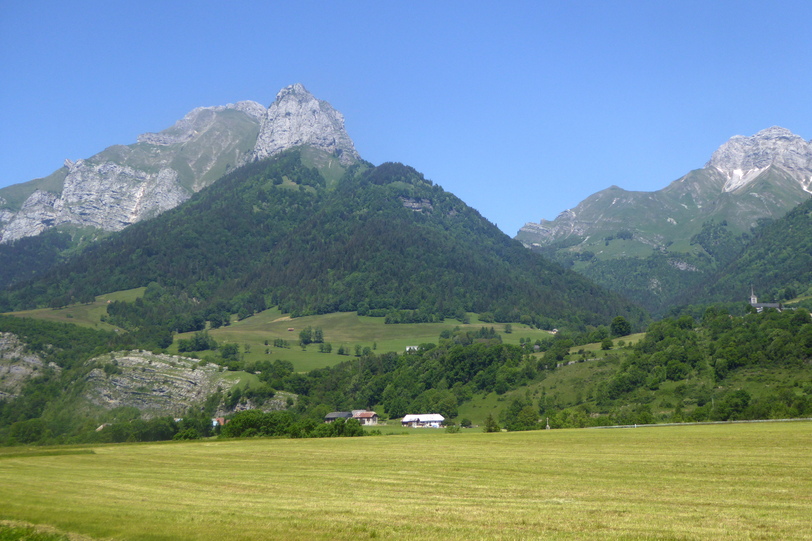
4, 288, 145, 331
3, 292, 555, 373
1, 422, 810, 540
177, 309, 553, 372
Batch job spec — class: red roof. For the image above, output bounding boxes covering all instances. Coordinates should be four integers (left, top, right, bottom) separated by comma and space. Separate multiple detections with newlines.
354, 411, 377, 418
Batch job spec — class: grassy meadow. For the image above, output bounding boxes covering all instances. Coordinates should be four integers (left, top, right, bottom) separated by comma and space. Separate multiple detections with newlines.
173, 309, 553, 372
4, 288, 146, 332
3, 290, 555, 372
1, 422, 810, 540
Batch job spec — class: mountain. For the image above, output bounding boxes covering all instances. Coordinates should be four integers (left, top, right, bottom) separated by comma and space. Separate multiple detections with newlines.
0, 151, 646, 332
0, 84, 357, 245
516, 127, 812, 313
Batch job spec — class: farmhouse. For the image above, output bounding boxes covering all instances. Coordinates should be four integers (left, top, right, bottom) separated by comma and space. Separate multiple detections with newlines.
401, 413, 445, 428
352, 410, 378, 425
324, 411, 353, 423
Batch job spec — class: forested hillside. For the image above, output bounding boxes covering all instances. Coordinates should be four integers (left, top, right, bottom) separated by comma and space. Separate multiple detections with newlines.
0, 229, 73, 287
701, 197, 812, 304
0, 151, 645, 331
3, 302, 811, 446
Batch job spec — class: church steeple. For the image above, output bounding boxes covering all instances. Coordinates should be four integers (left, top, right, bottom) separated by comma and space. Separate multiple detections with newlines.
750, 285, 758, 305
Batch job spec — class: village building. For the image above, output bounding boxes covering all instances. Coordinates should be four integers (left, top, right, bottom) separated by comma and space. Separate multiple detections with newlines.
749, 287, 782, 313
401, 413, 445, 428
352, 410, 379, 426
324, 411, 353, 423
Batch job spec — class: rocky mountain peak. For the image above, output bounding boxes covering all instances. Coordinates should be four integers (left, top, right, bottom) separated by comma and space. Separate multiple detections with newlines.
0, 84, 358, 245
252, 83, 359, 165
706, 126, 812, 192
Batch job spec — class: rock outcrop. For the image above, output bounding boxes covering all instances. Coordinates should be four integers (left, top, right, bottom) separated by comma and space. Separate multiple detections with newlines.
82, 350, 291, 417
0, 85, 358, 244
253, 83, 359, 165
83, 352, 225, 417
0, 332, 58, 401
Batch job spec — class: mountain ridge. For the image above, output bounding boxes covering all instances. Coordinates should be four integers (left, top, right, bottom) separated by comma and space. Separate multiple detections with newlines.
0, 84, 356, 244
515, 127, 812, 313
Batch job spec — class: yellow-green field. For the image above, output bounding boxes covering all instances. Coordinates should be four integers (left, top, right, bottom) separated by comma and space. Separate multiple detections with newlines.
1, 422, 810, 540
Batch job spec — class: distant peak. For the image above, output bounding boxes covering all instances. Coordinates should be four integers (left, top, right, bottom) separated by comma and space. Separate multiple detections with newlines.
706, 127, 812, 192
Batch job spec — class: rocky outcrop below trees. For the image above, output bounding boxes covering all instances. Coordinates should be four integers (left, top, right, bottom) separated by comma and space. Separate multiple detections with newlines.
0, 332, 58, 401
82, 351, 290, 418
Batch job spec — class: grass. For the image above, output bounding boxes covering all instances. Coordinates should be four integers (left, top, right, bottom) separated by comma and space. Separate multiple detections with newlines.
0, 422, 810, 540
176, 309, 553, 372
4, 288, 146, 331
3, 293, 554, 373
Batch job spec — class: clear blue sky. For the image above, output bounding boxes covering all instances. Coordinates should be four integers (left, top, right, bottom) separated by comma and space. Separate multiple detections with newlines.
2, 1, 810, 235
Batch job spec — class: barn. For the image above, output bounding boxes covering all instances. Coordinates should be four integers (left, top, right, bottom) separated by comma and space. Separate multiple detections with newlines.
401, 413, 445, 428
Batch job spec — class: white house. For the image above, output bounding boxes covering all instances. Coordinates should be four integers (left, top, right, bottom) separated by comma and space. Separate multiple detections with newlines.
401, 413, 445, 428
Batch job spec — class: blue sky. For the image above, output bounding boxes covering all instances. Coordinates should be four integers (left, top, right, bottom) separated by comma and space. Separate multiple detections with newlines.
1, 1, 810, 235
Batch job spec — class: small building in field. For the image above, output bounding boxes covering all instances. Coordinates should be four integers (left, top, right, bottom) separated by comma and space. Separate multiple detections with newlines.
324, 411, 353, 423
352, 410, 379, 426
405, 346, 419, 353
401, 413, 445, 428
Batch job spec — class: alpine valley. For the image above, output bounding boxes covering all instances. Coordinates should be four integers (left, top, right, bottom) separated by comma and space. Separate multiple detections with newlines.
1, 85, 811, 448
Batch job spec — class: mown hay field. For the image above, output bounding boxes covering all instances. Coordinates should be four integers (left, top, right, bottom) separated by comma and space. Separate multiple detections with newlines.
1, 422, 810, 540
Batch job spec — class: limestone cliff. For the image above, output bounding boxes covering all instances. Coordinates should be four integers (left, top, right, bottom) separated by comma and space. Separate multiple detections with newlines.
82, 351, 291, 418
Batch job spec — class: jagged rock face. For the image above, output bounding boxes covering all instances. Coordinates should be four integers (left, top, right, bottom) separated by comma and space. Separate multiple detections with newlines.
0, 85, 359, 244
0, 103, 262, 243
0, 332, 59, 401
253, 83, 360, 165
1, 161, 191, 243
0, 190, 61, 241
0, 198, 13, 227
707, 127, 812, 192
